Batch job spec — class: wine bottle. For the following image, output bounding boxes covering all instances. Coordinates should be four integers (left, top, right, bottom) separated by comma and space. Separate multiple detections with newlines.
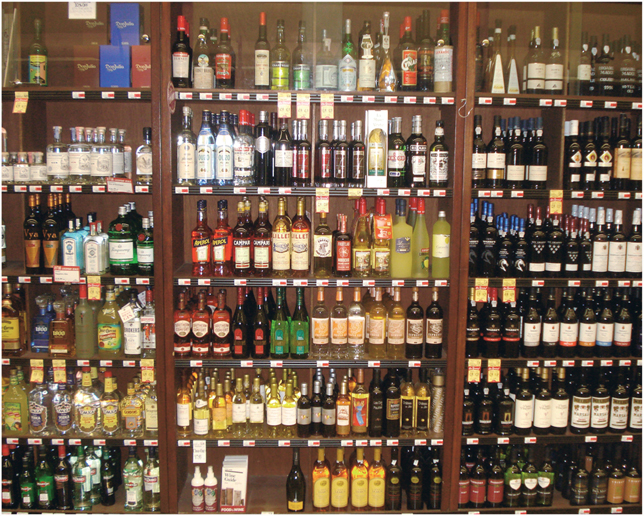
286, 448, 305, 512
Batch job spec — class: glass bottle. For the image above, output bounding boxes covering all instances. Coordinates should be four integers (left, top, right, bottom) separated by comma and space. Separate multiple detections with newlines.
123, 447, 143, 511
176, 106, 196, 184
171, 15, 192, 87
193, 22, 214, 89
315, 29, 338, 90
433, 10, 453, 92
97, 287, 123, 357
28, 18, 48, 85
215, 18, 235, 88
311, 287, 330, 359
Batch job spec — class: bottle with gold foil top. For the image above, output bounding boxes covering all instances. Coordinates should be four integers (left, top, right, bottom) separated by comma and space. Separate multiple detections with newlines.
368, 288, 387, 358
42, 194, 61, 274
351, 369, 369, 435
72, 368, 101, 435
312, 448, 331, 511
377, 12, 397, 91
272, 197, 291, 277
2, 284, 24, 356
24, 194, 42, 274
368, 447, 386, 510
350, 447, 369, 510
353, 198, 372, 277
291, 197, 310, 277
120, 382, 144, 438
386, 287, 405, 359
49, 301, 75, 357
414, 368, 431, 435
100, 371, 120, 436
331, 448, 349, 511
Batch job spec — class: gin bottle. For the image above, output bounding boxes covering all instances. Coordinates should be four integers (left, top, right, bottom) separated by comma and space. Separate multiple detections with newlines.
135, 127, 153, 185
108, 206, 137, 275
176, 106, 196, 184
68, 127, 91, 183
46, 126, 69, 184
109, 128, 125, 179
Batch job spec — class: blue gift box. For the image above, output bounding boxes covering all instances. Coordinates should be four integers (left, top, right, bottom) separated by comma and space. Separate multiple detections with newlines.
110, 2, 141, 46
100, 45, 131, 87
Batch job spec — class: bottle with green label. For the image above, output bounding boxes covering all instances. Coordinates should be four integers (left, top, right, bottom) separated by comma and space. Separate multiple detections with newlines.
432, 210, 450, 278
289, 287, 310, 359
270, 287, 290, 358
411, 198, 430, 278
28, 18, 48, 86
3, 370, 28, 433
390, 199, 413, 277
97, 287, 123, 356
35, 445, 55, 510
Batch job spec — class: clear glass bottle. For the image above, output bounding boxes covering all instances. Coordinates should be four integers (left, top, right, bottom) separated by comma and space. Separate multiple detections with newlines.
46, 126, 69, 184
386, 287, 405, 359
196, 110, 215, 186
311, 287, 330, 359
68, 127, 90, 183
378, 12, 397, 91
123, 447, 143, 512
176, 106, 196, 184
215, 110, 234, 185
135, 127, 153, 185
233, 109, 255, 186
72, 367, 101, 435
109, 128, 125, 179
89, 127, 112, 184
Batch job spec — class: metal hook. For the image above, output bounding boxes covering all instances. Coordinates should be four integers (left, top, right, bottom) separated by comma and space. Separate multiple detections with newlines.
458, 98, 473, 119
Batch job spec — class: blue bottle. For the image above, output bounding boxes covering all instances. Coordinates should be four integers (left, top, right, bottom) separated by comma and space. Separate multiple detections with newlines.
31, 297, 54, 352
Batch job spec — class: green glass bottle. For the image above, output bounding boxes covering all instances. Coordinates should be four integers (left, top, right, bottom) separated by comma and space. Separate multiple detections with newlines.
290, 287, 310, 359
123, 447, 143, 511
411, 198, 430, 278
108, 206, 137, 275
19, 454, 36, 509
72, 447, 92, 511
28, 18, 48, 86
35, 445, 55, 510
270, 287, 290, 359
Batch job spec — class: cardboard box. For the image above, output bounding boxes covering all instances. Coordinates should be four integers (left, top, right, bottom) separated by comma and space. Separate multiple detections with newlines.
364, 110, 389, 188
220, 455, 248, 513
99, 45, 130, 87
73, 46, 100, 88
46, 3, 109, 46
110, 3, 141, 46
131, 45, 151, 88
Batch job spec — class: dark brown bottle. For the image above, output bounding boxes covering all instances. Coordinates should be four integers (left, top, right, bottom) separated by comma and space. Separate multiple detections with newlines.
461, 384, 475, 436
465, 288, 480, 358
513, 368, 534, 435
482, 288, 501, 358
476, 378, 494, 434
171, 15, 192, 88
570, 369, 592, 434
533, 368, 552, 434
468, 449, 487, 509
24, 194, 42, 274
501, 302, 521, 358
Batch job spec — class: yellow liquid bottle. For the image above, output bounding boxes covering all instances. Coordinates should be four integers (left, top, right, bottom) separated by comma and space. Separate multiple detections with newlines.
97, 287, 123, 357
432, 210, 450, 278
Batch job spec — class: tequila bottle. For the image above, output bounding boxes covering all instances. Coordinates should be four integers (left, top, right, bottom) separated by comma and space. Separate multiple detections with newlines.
72, 368, 101, 435
31, 296, 53, 352
49, 300, 75, 356
97, 287, 123, 357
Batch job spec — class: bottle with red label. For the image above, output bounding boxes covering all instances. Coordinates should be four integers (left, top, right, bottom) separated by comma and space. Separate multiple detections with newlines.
172, 15, 192, 88
396, 16, 417, 91
458, 449, 470, 509
191, 292, 211, 357
487, 447, 505, 508
191, 200, 212, 276
252, 287, 269, 358
212, 200, 233, 277
334, 214, 352, 278
469, 449, 487, 508
215, 18, 235, 88
231, 287, 249, 358
253, 198, 272, 276
212, 289, 232, 357
173, 292, 192, 358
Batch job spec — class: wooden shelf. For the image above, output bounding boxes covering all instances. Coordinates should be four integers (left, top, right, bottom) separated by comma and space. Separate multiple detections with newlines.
474, 93, 643, 111
462, 430, 641, 446
2, 261, 154, 286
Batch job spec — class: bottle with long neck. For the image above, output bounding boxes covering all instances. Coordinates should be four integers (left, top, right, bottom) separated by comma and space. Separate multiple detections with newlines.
411, 198, 429, 278
377, 12, 397, 91
254, 12, 270, 89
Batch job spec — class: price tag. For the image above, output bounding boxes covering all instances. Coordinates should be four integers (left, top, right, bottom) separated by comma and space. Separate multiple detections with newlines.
320, 93, 334, 119
510, 191, 524, 198
600, 360, 613, 367
398, 189, 411, 196
417, 189, 430, 197
341, 440, 353, 447
53, 360, 66, 383
479, 97, 493, 105
531, 280, 544, 287
633, 102, 643, 110
487, 359, 501, 383
240, 360, 253, 368
30, 359, 44, 383
51, 439, 64, 445
193, 440, 207, 463
316, 280, 329, 286
414, 439, 427, 446
270, 360, 283, 368
199, 187, 213, 195
491, 190, 504, 198
278, 440, 291, 447
467, 438, 479, 444
27, 438, 42, 445
435, 280, 448, 287
135, 185, 149, 193
123, 361, 136, 367
468, 359, 482, 383
316, 361, 329, 368
527, 361, 540, 368
604, 101, 617, 109
115, 277, 130, 285
118, 303, 136, 323
384, 95, 397, 103
524, 437, 537, 444
340, 95, 353, 102
416, 280, 428, 287
178, 279, 191, 286
431, 439, 443, 446
618, 191, 631, 200
272, 279, 287, 286
441, 97, 455, 104
234, 279, 247, 286
293, 279, 308, 287
355, 439, 368, 447
40, 277, 53, 284
106, 177, 134, 193
503, 98, 517, 105
595, 280, 609, 287
68, 439, 81, 445
591, 191, 604, 199
93, 439, 106, 446
621, 435, 633, 442
497, 437, 510, 444
144, 440, 158, 446
336, 280, 349, 287
539, 98, 553, 107
243, 440, 255, 447
13, 91, 29, 113
578, 509, 591, 514
554, 99, 567, 107
296, 93, 310, 119
218, 440, 230, 447
362, 280, 375, 287
544, 360, 556, 367
53, 265, 81, 284
582, 360, 594, 367
568, 280, 581, 287
585, 435, 597, 442
611, 508, 623, 514
256, 93, 269, 101
617, 281, 631, 288
377, 189, 390, 196
474, 278, 488, 302
563, 360, 575, 367
502, 278, 516, 303
141, 359, 155, 383
408, 361, 421, 368
278, 187, 292, 195
370, 440, 382, 446
424, 97, 437, 104
178, 440, 190, 447
18, 277, 31, 284
348, 188, 363, 198
277, 92, 291, 118
190, 360, 203, 368
199, 92, 213, 100
392, 280, 405, 287
368, 361, 381, 368
237, 93, 250, 101
219, 93, 232, 101
580, 100, 593, 108
549, 190, 563, 215
315, 188, 329, 213
100, 360, 113, 367
618, 360, 631, 367
387, 439, 399, 446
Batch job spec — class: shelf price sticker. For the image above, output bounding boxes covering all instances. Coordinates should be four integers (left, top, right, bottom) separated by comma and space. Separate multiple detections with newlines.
53, 265, 81, 284
308, 440, 320, 447
13, 92, 29, 114
497, 437, 510, 444
487, 359, 501, 383
237, 93, 250, 101
502, 278, 516, 303
524, 437, 537, 444
141, 359, 155, 383
466, 438, 479, 445
386, 439, 399, 446
621, 435, 633, 442
341, 440, 353, 447
93, 439, 106, 446
316, 361, 329, 368
370, 440, 382, 447
585, 435, 597, 442
503, 98, 517, 105
467, 359, 482, 383
240, 360, 253, 368
474, 278, 488, 302
348, 188, 363, 198
611, 508, 623, 514
243, 440, 255, 447
278, 440, 291, 447
578, 509, 591, 514
100, 360, 113, 367
320, 93, 334, 119
355, 440, 368, 447
368, 361, 380, 368
549, 190, 563, 215
30, 359, 44, 383
53, 360, 66, 383
277, 92, 292, 118
27, 438, 42, 445
193, 440, 207, 464
296, 93, 310, 119
315, 188, 330, 213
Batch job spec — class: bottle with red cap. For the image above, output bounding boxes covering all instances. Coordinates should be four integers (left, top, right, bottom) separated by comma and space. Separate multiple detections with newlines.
395, 16, 418, 91
172, 15, 192, 88
215, 18, 235, 88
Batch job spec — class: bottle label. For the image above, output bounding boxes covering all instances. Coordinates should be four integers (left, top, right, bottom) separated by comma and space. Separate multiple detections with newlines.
98, 323, 122, 351
358, 59, 376, 89
610, 397, 629, 429
542, 322, 559, 343
29, 54, 47, 84
315, 64, 338, 89
395, 236, 411, 254
506, 164, 525, 181
124, 319, 142, 354
486, 153, 506, 169
551, 398, 569, 428
174, 320, 191, 338
249, 402, 264, 424
527, 62, 546, 89
351, 392, 369, 427
233, 238, 251, 269
528, 165, 548, 182
293, 64, 312, 90
578, 63, 591, 81
271, 61, 290, 89
559, 322, 578, 347
314, 234, 332, 259
472, 153, 486, 173
331, 317, 348, 345
426, 318, 442, 344
336, 404, 350, 426
322, 407, 336, 427
432, 233, 450, 258
196, 146, 213, 179
347, 315, 365, 345
69, 152, 91, 175
571, 396, 591, 428
331, 477, 348, 508
193, 65, 214, 89
274, 149, 293, 168
514, 398, 533, 428
215, 144, 233, 181
613, 322, 632, 347
596, 323, 614, 348
386, 398, 400, 420
523, 322, 541, 346
401, 49, 418, 87
338, 55, 357, 91
406, 318, 423, 345
265, 405, 281, 426
387, 150, 406, 174
291, 230, 310, 271
255, 49, 270, 86
626, 241, 642, 273
351, 477, 368, 508
368, 477, 385, 509
387, 318, 405, 345
487, 477, 504, 504
368, 318, 385, 345
353, 249, 371, 271
533, 398, 551, 428
591, 396, 610, 428
172, 52, 190, 78
282, 405, 297, 426
312, 317, 329, 344
177, 142, 195, 179
215, 53, 232, 80
630, 397, 642, 430
608, 241, 626, 272
434, 46, 453, 84
631, 148, 642, 180
545, 63, 564, 90
429, 150, 449, 182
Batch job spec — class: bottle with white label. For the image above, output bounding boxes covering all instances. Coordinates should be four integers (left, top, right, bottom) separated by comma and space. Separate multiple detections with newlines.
176, 106, 196, 185
626, 208, 642, 277
550, 368, 570, 434
196, 110, 215, 186
595, 290, 614, 358
171, 15, 192, 88
108, 128, 125, 179
513, 368, 534, 435
526, 25, 546, 94
590, 369, 610, 433
215, 111, 234, 186
254, 12, 270, 89
592, 207, 609, 276
428, 120, 449, 187
570, 369, 592, 434
544, 27, 564, 94
123, 290, 142, 357
46, 126, 69, 184
108, 206, 137, 275
608, 210, 627, 277
609, 370, 630, 433
533, 368, 552, 435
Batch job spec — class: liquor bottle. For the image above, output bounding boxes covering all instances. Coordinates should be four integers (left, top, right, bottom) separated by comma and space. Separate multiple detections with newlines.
482, 288, 501, 358
327, 448, 348, 511
313, 213, 333, 277
377, 12, 397, 91
311, 287, 330, 359
193, 21, 214, 89
465, 288, 480, 358
46, 126, 69, 184
327, 287, 348, 359
403, 115, 427, 187
416, 10, 434, 92
171, 16, 192, 87
614, 114, 633, 191
291, 197, 310, 277
495, 376, 514, 435
24, 195, 42, 274
514, 368, 534, 435
351, 198, 370, 277
213, 110, 233, 185
123, 446, 143, 511
383, 370, 401, 438
253, 13, 270, 89
533, 368, 552, 434
503, 447, 522, 507
487, 116, 506, 188
71, 447, 91, 510
384, 447, 402, 510
270, 287, 289, 359
215, 18, 235, 88
285, 448, 305, 513
503, 25, 520, 94
315, 29, 338, 91
3, 370, 27, 433
309, 447, 331, 511
337, 19, 357, 91
274, 120, 293, 186
520, 446, 539, 506
231, 110, 256, 186
526, 26, 545, 93
395, 17, 416, 90
41, 195, 60, 274
28, 18, 47, 85
505, 119, 524, 189
349, 446, 369, 510
434, 10, 453, 92
97, 287, 123, 357
388, 199, 412, 276
402, 287, 424, 359
269, 19, 290, 91
100, 371, 120, 437
609, 369, 630, 433
399, 370, 415, 436
384, 288, 404, 359
471, 115, 487, 188
423, 287, 443, 358
411, 198, 430, 277
544, 27, 564, 93
431, 210, 451, 278
486, 19, 505, 93
570, 445, 590, 505
387, 117, 406, 187
428, 120, 449, 187
596, 35, 615, 96
252, 287, 269, 359
72, 368, 101, 435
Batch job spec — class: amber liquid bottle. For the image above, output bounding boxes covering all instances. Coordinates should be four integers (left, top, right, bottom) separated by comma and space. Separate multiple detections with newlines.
291, 197, 311, 278
192, 199, 212, 276
212, 200, 233, 277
